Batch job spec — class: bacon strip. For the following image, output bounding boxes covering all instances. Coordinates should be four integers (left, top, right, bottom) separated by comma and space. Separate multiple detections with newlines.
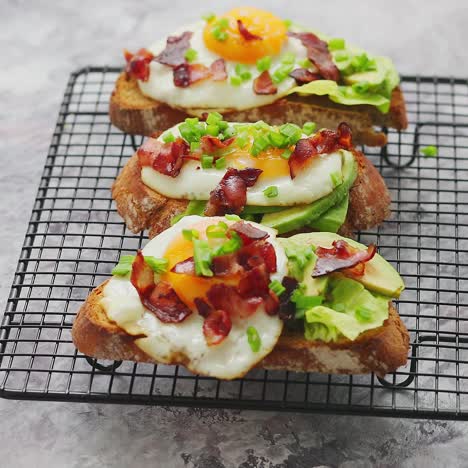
237, 19, 262, 41
210, 58, 228, 81
288, 31, 340, 82
124, 48, 154, 82
289, 122, 353, 178
289, 68, 321, 85
253, 71, 277, 95
200, 135, 236, 154
230, 221, 268, 245
203, 309, 232, 346
154, 31, 193, 67
171, 257, 195, 275
205, 167, 262, 216
312, 240, 377, 277
130, 251, 192, 323
173, 63, 211, 87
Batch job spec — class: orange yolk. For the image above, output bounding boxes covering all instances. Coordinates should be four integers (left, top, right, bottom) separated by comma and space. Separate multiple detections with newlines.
160, 220, 239, 309
225, 146, 291, 180
203, 7, 287, 64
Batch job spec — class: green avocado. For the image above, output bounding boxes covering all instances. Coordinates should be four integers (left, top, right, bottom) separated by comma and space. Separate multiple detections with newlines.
289, 231, 405, 298
302, 255, 329, 296
308, 194, 349, 233
344, 69, 385, 87
261, 151, 357, 234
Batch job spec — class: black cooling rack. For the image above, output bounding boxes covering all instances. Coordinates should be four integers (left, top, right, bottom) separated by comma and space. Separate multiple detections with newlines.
1, 67, 468, 419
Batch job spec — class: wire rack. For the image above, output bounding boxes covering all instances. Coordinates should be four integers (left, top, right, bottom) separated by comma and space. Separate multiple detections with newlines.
1, 67, 468, 419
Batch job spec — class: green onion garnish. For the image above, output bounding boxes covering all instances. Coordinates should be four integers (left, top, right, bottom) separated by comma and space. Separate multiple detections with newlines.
193, 239, 214, 277
201, 155, 214, 169
256, 56, 271, 72
182, 229, 199, 241
250, 134, 270, 156
271, 63, 294, 84
205, 124, 219, 136
302, 121, 316, 136
298, 58, 312, 69
184, 48, 198, 62
356, 306, 374, 322
281, 148, 292, 160
279, 123, 302, 144
190, 141, 200, 152
263, 186, 279, 198
230, 75, 242, 86
281, 52, 296, 65
225, 214, 241, 221
235, 64, 252, 81
420, 145, 438, 157
206, 222, 228, 239
283, 19, 292, 29
206, 112, 223, 125
202, 12, 215, 22
215, 156, 227, 170
246, 326, 261, 352
162, 132, 175, 143
144, 256, 169, 274
213, 232, 242, 255
268, 131, 287, 148
269, 280, 286, 296
328, 38, 346, 51
111, 255, 135, 276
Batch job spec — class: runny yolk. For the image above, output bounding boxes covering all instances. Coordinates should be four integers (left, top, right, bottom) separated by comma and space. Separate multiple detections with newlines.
203, 7, 287, 64
160, 221, 239, 310
225, 147, 291, 180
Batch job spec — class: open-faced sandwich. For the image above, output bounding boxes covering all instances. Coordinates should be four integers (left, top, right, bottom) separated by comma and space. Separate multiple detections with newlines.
112, 116, 391, 238
73, 216, 409, 379
110, 6, 407, 146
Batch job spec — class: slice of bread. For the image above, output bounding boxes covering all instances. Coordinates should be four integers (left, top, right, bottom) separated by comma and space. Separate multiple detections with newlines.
111, 149, 391, 239
72, 280, 409, 377
109, 73, 408, 147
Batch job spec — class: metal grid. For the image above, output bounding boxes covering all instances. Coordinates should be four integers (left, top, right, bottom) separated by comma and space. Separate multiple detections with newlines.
1, 67, 468, 419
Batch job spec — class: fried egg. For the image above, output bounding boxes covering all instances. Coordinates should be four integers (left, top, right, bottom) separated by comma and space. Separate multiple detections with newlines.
140, 122, 346, 206
138, 7, 310, 110
101, 216, 287, 379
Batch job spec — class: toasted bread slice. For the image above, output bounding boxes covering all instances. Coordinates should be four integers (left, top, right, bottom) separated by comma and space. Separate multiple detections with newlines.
109, 73, 408, 147
72, 280, 409, 376
111, 149, 391, 239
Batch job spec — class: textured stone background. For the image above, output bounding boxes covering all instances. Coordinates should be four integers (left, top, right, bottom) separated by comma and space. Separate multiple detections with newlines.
1, 1, 468, 467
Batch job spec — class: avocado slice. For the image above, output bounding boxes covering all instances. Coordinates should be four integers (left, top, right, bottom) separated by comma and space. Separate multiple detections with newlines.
261, 151, 357, 234
288, 231, 405, 298
302, 255, 329, 296
308, 194, 349, 233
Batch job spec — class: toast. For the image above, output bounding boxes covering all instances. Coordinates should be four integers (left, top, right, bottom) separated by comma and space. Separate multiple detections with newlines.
111, 148, 391, 239
110, 73, 408, 147
72, 280, 409, 376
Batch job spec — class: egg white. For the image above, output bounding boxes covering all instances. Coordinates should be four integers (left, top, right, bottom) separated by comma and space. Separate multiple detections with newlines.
101, 216, 287, 380
137, 21, 309, 111
140, 122, 345, 206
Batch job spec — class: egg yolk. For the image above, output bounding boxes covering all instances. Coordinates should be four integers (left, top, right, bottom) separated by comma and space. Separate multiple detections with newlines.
160, 220, 239, 309
225, 146, 291, 180
203, 7, 287, 64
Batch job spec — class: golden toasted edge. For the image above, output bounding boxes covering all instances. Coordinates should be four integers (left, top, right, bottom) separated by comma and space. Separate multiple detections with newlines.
111, 148, 391, 238
72, 280, 409, 376
109, 73, 408, 147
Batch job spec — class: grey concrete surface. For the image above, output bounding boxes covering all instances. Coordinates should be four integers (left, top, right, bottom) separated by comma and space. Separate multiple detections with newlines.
1, 1, 468, 467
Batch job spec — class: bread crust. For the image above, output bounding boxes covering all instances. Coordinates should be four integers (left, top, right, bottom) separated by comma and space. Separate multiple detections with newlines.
111, 150, 391, 239
109, 73, 408, 147
72, 280, 409, 377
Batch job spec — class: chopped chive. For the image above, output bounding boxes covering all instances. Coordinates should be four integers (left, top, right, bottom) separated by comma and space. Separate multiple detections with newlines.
246, 326, 261, 352
330, 171, 343, 187
250, 134, 270, 156
328, 38, 346, 51
420, 145, 438, 157
256, 56, 271, 72
298, 58, 312, 69
218, 18, 229, 29
263, 186, 279, 198
144, 256, 169, 274
334, 51, 350, 62
182, 229, 199, 241
201, 155, 214, 169
254, 120, 270, 130
281, 148, 292, 160
268, 131, 286, 147
111, 255, 135, 276
190, 141, 200, 152
162, 132, 175, 143
279, 123, 302, 144
281, 52, 296, 65
230, 75, 242, 86
356, 306, 374, 322
205, 124, 219, 136
302, 121, 316, 136
272, 63, 294, 84
202, 12, 215, 22
206, 222, 228, 239
222, 126, 236, 139
193, 239, 213, 277
215, 156, 227, 170
291, 289, 324, 310
225, 214, 241, 221
184, 48, 198, 62
206, 112, 223, 125
269, 280, 286, 296
236, 133, 249, 148
235, 64, 252, 81
283, 19, 292, 29
213, 232, 242, 256
212, 26, 228, 41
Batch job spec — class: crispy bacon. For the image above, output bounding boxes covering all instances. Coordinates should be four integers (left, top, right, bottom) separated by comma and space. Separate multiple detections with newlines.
236, 240, 277, 274
253, 71, 277, 95
130, 251, 191, 323
207, 284, 261, 319
204, 168, 262, 216
173, 63, 211, 87
138, 137, 189, 177
203, 309, 232, 346
211, 254, 242, 276
313, 240, 377, 277
238, 265, 270, 298
288, 31, 340, 82
289, 122, 353, 178
230, 221, 268, 245
278, 276, 299, 321
124, 48, 154, 82
237, 19, 262, 41
194, 297, 212, 318
171, 257, 195, 275
210, 58, 228, 81
200, 135, 236, 154
289, 68, 321, 85
154, 31, 192, 67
